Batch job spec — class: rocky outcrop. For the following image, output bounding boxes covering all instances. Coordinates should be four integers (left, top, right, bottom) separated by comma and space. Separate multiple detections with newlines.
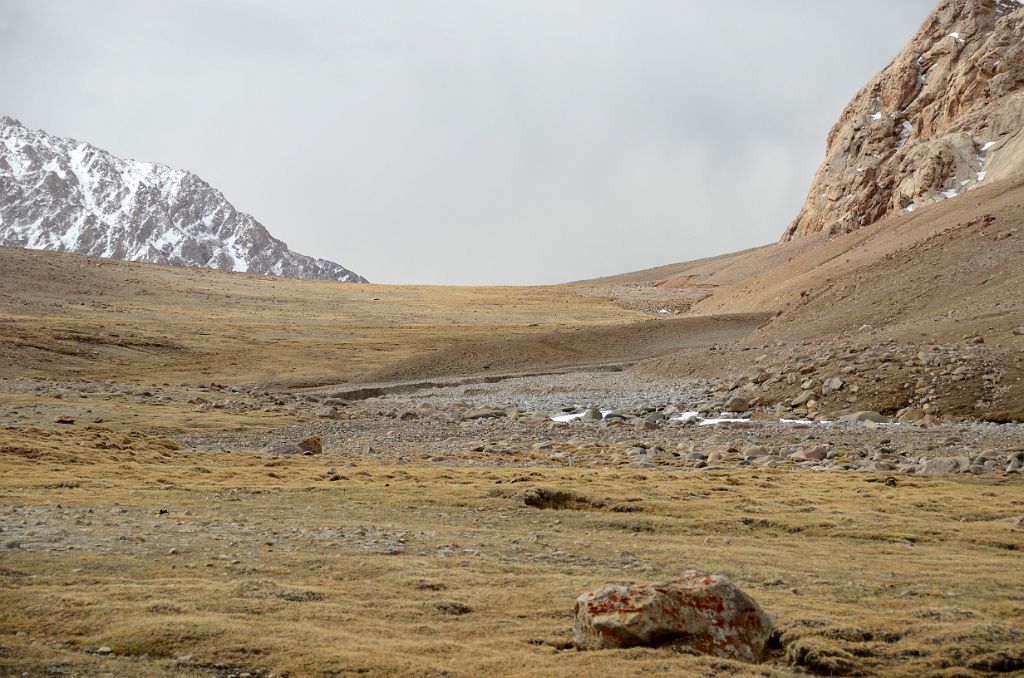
573, 571, 773, 662
0, 117, 366, 282
784, 0, 1024, 240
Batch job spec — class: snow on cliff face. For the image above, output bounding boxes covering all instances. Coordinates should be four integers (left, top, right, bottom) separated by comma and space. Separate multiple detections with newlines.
0, 117, 367, 282
784, 0, 1024, 240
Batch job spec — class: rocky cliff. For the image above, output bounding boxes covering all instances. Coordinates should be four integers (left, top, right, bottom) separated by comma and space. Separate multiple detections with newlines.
784, 0, 1024, 240
0, 117, 367, 282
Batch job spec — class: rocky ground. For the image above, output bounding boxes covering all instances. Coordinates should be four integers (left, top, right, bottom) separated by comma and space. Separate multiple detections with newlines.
2, 358, 1023, 678
1, 174, 1023, 675
2, 388, 1023, 677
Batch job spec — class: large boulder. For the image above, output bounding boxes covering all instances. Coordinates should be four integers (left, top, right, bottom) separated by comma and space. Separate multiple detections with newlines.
917, 456, 971, 476
573, 571, 772, 662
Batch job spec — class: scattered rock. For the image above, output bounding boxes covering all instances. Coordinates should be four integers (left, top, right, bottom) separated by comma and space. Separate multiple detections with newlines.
917, 457, 970, 477
724, 396, 749, 412
821, 377, 844, 395
791, 390, 815, 407
790, 445, 829, 462
462, 408, 506, 421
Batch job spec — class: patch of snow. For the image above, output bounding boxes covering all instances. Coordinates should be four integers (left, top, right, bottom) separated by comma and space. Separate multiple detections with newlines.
870, 112, 882, 121
977, 171, 987, 181
698, 418, 750, 426
897, 120, 913, 148
550, 410, 614, 423
981, 141, 997, 151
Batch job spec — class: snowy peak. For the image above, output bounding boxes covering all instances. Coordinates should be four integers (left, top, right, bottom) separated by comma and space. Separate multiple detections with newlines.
784, 0, 1024, 240
0, 118, 367, 282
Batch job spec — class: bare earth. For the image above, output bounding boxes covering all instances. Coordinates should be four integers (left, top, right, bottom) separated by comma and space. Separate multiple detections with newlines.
2, 176, 1024, 677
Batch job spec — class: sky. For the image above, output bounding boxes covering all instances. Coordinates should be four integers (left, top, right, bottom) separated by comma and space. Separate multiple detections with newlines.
0, 0, 938, 285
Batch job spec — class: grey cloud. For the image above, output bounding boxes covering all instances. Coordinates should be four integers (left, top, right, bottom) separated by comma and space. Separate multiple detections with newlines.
0, 0, 937, 284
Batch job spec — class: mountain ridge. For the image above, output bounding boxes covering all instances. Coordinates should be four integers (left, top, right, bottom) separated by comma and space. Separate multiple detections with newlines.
0, 116, 366, 282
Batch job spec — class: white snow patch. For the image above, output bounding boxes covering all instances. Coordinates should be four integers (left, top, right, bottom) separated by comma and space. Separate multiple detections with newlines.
897, 120, 913, 148
977, 171, 987, 181
550, 410, 614, 423
981, 141, 997, 151
698, 418, 750, 426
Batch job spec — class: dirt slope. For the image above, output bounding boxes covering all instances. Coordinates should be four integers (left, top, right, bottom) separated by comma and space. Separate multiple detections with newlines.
357, 313, 770, 384
695, 172, 1024, 340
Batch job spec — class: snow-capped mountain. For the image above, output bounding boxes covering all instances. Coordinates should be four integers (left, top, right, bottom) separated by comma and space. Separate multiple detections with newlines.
0, 117, 366, 282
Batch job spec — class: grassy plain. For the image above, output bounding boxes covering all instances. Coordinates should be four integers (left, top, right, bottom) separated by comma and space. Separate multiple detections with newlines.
2, 431, 1022, 677
0, 247, 648, 386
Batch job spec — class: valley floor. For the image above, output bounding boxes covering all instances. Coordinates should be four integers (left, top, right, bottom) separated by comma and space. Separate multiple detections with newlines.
2, 370, 1023, 677
2, 178, 1024, 677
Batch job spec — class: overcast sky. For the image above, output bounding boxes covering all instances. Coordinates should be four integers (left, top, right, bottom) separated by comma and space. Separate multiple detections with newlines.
1, 1, 937, 284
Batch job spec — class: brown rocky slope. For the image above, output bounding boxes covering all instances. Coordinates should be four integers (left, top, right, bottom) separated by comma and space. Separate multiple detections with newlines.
783, 0, 1024, 240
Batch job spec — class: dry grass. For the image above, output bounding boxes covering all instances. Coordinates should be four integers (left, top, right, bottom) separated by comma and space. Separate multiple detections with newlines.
0, 246, 648, 386
2, 432, 1022, 677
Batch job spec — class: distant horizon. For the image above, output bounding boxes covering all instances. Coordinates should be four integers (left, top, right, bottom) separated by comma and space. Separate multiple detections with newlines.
1, 0, 937, 285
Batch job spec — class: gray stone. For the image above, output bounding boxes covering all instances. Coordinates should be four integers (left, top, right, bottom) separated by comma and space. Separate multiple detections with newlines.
822, 377, 845, 395
462, 408, 506, 421
724, 396, 749, 412
791, 389, 816, 407
789, 445, 829, 462
838, 411, 889, 424
917, 457, 970, 476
